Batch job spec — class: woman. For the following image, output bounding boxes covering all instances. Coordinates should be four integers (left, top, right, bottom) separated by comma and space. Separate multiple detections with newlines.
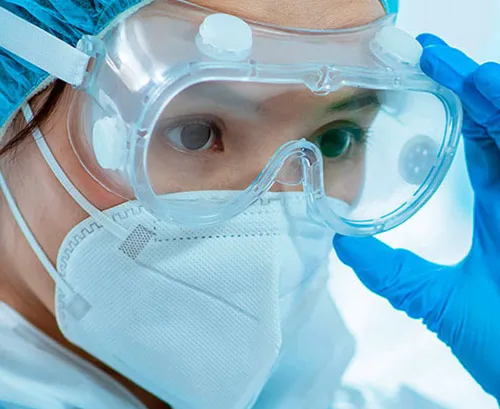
0, 0, 471, 408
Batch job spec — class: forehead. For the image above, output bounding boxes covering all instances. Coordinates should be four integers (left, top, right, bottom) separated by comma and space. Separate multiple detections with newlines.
170, 82, 371, 110
187, 0, 386, 29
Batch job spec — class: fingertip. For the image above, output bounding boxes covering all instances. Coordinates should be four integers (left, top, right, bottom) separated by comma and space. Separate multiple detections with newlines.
417, 33, 448, 48
332, 234, 362, 254
332, 235, 389, 268
474, 62, 500, 86
419, 49, 436, 78
332, 233, 354, 250
334, 236, 445, 319
333, 235, 401, 296
419, 45, 451, 79
332, 234, 361, 265
332, 233, 344, 247
474, 62, 500, 106
419, 45, 479, 94
332, 234, 354, 264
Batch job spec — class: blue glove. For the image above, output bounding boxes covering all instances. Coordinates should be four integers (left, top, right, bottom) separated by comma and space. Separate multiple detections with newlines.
333, 34, 500, 401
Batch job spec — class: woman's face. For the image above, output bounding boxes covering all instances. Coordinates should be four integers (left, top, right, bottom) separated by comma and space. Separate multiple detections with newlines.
146, 82, 380, 204
0, 0, 385, 408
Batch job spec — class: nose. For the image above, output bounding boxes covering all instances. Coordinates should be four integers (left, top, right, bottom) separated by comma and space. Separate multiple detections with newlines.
238, 148, 307, 193
268, 141, 322, 193
276, 154, 304, 186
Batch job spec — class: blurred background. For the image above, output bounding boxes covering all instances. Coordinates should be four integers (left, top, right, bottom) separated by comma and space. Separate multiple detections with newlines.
329, 0, 500, 408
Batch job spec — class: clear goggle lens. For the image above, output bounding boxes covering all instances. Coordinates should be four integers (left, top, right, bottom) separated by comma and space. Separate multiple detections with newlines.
71, 80, 452, 233
143, 82, 447, 225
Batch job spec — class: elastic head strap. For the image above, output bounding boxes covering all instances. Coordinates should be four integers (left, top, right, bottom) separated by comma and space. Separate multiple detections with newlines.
0, 1, 398, 89
0, 7, 90, 87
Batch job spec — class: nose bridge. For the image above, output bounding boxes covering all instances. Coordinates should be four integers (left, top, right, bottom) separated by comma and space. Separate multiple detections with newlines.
274, 139, 322, 188
275, 154, 305, 187
234, 133, 321, 195
224, 88, 325, 193
252, 116, 307, 152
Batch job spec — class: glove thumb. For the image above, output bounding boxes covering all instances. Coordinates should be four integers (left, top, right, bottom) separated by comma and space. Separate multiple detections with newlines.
333, 235, 452, 325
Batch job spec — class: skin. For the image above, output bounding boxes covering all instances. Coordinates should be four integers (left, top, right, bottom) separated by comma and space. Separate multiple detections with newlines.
0, 0, 384, 408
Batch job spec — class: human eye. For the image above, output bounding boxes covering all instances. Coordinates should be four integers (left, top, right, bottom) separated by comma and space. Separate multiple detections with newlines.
161, 116, 224, 153
312, 120, 367, 159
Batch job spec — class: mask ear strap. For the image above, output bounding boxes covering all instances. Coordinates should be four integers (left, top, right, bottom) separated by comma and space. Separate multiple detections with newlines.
0, 167, 92, 319
0, 105, 131, 319
0, 7, 89, 87
21, 104, 129, 240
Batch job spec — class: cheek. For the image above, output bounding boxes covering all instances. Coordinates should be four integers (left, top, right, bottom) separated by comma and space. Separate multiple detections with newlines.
64, 161, 125, 210
348, 148, 367, 204
8, 143, 124, 313
51, 125, 125, 211
323, 148, 367, 205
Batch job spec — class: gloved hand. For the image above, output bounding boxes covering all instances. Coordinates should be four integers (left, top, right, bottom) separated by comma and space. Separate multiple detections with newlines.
333, 34, 500, 401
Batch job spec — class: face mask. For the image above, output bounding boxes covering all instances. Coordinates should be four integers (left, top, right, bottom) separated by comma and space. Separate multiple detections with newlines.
56, 191, 354, 409
0, 105, 355, 409
253, 279, 356, 409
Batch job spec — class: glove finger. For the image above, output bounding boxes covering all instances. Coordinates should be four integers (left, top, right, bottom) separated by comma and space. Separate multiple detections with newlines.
463, 114, 500, 190
333, 235, 453, 326
473, 62, 500, 139
474, 62, 500, 110
416, 33, 448, 48
419, 44, 499, 127
419, 44, 478, 93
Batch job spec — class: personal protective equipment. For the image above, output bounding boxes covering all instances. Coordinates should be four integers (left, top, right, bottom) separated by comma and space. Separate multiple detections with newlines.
0, 302, 146, 409
0, 0, 462, 236
334, 35, 500, 402
380, 0, 399, 13
0, 0, 399, 136
0, 103, 355, 409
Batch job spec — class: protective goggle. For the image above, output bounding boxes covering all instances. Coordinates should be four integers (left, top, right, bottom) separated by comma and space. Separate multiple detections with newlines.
0, 0, 462, 236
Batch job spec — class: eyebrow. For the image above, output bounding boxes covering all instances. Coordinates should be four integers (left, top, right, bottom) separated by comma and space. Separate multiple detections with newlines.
185, 83, 260, 113
328, 91, 380, 113
183, 84, 381, 117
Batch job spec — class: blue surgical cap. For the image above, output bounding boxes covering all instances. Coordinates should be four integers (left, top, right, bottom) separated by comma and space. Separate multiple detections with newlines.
381, 0, 399, 14
0, 0, 399, 136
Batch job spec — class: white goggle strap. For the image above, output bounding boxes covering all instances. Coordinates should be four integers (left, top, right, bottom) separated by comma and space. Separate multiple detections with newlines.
0, 7, 89, 87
